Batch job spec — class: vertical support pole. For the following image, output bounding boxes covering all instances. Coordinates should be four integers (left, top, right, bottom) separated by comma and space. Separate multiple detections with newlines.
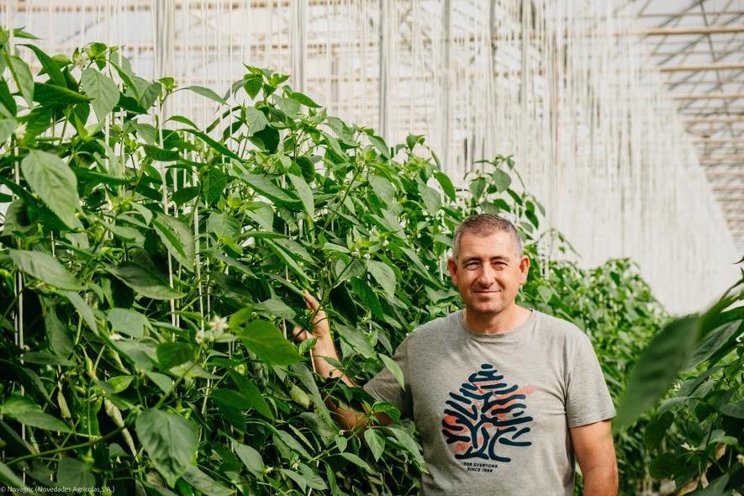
440, 0, 451, 171
378, 0, 391, 139
291, 0, 307, 93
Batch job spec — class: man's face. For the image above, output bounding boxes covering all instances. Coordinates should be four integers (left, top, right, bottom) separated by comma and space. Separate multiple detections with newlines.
447, 230, 530, 319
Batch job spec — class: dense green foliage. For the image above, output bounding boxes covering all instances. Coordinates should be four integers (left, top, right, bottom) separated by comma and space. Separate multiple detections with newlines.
616, 268, 744, 495
0, 31, 667, 495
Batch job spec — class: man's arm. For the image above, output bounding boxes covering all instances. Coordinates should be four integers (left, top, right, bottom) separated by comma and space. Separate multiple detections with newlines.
292, 291, 391, 431
569, 420, 618, 496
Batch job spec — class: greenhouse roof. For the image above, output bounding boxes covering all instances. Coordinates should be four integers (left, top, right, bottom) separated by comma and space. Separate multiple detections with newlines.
628, 0, 744, 250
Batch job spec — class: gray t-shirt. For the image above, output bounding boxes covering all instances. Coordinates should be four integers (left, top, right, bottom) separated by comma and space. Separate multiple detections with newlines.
363, 309, 615, 496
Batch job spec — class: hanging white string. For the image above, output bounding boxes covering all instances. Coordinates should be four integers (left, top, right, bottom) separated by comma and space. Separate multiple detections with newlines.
10, 0, 742, 316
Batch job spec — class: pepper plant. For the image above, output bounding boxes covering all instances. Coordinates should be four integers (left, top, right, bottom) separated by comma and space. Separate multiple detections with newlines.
615, 266, 744, 495
0, 30, 663, 495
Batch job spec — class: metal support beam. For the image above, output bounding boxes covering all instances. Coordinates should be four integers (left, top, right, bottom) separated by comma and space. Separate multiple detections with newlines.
700, 155, 744, 163
642, 24, 744, 35
692, 137, 744, 143
685, 115, 744, 123
706, 171, 744, 177
672, 92, 744, 99
660, 62, 744, 72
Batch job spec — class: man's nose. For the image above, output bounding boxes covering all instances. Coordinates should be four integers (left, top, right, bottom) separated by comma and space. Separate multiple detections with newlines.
477, 264, 495, 286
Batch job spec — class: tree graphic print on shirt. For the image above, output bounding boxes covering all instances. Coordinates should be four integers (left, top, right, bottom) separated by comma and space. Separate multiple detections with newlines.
441, 363, 534, 463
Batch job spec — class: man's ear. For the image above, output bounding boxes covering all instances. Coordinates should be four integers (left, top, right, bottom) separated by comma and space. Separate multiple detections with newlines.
447, 257, 458, 282
519, 255, 530, 283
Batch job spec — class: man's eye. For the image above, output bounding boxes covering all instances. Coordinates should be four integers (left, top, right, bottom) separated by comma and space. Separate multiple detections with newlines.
464, 263, 479, 270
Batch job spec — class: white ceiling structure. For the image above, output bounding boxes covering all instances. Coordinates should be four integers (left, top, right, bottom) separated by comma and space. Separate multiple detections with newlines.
627, 0, 744, 250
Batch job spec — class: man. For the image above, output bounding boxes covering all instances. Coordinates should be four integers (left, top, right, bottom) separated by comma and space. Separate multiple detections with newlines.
294, 214, 618, 495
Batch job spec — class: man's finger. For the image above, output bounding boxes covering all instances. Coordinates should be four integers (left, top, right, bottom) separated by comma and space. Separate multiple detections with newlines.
302, 289, 321, 311
291, 325, 308, 341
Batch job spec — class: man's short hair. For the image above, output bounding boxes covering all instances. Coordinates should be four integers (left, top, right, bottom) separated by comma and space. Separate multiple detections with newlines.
451, 214, 523, 260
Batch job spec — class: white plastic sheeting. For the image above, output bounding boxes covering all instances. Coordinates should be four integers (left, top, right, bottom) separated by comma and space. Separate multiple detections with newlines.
2, 0, 740, 314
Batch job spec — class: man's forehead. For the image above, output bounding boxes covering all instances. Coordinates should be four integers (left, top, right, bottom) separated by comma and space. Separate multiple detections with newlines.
458, 231, 517, 254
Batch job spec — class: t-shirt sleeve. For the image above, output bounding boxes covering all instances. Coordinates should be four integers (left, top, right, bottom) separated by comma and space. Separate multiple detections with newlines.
363, 337, 413, 419
565, 332, 615, 428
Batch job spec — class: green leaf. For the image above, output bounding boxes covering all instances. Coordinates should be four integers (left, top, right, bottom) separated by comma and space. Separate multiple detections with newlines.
368, 135, 390, 159
242, 173, 300, 207
274, 429, 311, 459
289, 91, 320, 108
364, 429, 385, 462
614, 316, 701, 430
367, 260, 396, 297
256, 298, 296, 319
720, 399, 744, 419
107, 262, 184, 300
388, 427, 426, 469
299, 463, 328, 490
380, 355, 405, 390
57, 457, 95, 488
689, 474, 729, 496
245, 107, 268, 135
418, 182, 441, 216
9, 249, 80, 290
274, 95, 300, 118
233, 441, 265, 479
212, 389, 254, 410
207, 212, 240, 239
236, 320, 302, 366
183, 85, 226, 104
181, 466, 233, 496
339, 452, 374, 473
434, 171, 456, 201
144, 144, 180, 162
230, 372, 274, 419
33, 82, 90, 106
20, 43, 66, 86
61, 291, 99, 335
182, 129, 241, 160
107, 308, 149, 338
644, 411, 673, 449
0, 79, 17, 115
139, 80, 162, 110
80, 68, 120, 121
0, 462, 31, 490
0, 395, 72, 433
685, 321, 740, 369
46, 307, 74, 357
109, 54, 140, 100
0, 118, 17, 143
492, 169, 512, 192
288, 173, 314, 218
6, 55, 34, 106
349, 277, 384, 318
145, 371, 173, 394
21, 351, 74, 367
152, 213, 195, 269
21, 150, 81, 229
369, 175, 396, 205
157, 342, 193, 370
136, 408, 198, 487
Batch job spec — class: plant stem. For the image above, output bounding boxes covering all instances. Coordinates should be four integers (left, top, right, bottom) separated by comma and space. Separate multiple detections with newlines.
6, 426, 125, 466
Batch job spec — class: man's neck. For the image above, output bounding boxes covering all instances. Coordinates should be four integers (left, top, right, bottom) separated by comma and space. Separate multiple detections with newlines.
464, 305, 531, 335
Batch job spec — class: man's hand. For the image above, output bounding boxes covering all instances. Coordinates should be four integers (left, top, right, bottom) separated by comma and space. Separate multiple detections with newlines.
291, 290, 372, 430
292, 290, 352, 385
292, 290, 331, 344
